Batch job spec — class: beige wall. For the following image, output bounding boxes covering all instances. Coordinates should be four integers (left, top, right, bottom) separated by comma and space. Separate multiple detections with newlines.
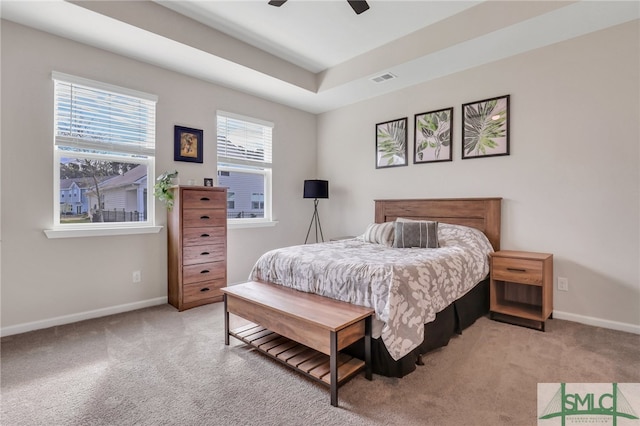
2, 18, 639, 335
0, 21, 317, 333
317, 21, 640, 330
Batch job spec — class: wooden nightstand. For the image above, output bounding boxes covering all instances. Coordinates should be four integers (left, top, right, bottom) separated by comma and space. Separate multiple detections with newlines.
489, 250, 553, 331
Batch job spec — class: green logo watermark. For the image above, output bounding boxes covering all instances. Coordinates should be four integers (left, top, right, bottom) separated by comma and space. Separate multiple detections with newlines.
538, 383, 639, 425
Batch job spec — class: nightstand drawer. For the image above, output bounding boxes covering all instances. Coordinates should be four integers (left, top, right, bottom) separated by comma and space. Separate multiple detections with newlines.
492, 257, 543, 285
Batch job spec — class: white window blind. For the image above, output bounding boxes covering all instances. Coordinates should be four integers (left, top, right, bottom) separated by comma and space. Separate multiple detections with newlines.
217, 111, 273, 168
52, 71, 157, 156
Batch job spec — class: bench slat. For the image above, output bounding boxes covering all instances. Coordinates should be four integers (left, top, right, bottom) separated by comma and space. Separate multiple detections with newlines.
298, 353, 329, 373
286, 348, 319, 367
276, 343, 309, 362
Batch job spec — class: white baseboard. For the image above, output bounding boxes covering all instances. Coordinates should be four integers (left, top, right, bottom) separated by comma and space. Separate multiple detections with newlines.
553, 310, 640, 335
0, 297, 168, 337
3, 300, 637, 338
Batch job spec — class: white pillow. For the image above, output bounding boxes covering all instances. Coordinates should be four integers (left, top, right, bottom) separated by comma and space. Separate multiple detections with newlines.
362, 222, 394, 246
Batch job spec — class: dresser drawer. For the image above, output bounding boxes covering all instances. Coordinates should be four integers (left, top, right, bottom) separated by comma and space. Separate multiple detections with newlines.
183, 209, 226, 227
183, 244, 225, 265
492, 257, 543, 285
183, 261, 225, 285
183, 279, 224, 304
182, 227, 225, 247
183, 189, 226, 209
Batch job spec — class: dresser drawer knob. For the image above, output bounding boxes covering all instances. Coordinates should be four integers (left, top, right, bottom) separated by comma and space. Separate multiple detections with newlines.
200, 215, 210, 220
200, 233, 210, 237
200, 252, 210, 256
506, 267, 527, 273
200, 287, 210, 292
200, 197, 210, 201
200, 270, 210, 274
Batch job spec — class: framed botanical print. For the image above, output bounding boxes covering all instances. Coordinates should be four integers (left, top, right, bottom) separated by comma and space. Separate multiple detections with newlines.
376, 117, 408, 169
414, 107, 453, 163
462, 95, 510, 159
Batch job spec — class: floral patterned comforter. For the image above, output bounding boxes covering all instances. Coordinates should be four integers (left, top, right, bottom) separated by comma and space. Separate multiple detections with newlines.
249, 224, 493, 360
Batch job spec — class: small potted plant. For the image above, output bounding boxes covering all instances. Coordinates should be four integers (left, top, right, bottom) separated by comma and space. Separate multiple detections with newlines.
154, 170, 179, 210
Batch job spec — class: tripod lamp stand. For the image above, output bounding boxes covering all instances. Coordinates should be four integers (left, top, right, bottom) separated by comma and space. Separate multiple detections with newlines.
303, 179, 329, 244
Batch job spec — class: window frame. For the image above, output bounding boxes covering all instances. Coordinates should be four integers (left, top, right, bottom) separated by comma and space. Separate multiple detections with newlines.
216, 111, 276, 228
45, 72, 160, 238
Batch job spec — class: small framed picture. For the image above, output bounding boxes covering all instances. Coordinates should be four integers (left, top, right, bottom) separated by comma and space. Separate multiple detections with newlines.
414, 107, 453, 164
204, 178, 214, 187
462, 95, 510, 159
174, 125, 203, 163
375, 117, 408, 169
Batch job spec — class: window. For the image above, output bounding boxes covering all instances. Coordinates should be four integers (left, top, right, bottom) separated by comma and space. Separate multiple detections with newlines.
251, 193, 264, 210
51, 72, 157, 231
217, 111, 273, 224
227, 191, 236, 211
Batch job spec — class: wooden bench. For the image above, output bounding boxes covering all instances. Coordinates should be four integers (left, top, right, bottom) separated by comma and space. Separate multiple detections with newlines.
221, 280, 374, 407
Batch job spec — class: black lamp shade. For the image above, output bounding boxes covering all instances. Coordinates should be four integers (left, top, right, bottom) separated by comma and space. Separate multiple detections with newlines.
303, 180, 329, 199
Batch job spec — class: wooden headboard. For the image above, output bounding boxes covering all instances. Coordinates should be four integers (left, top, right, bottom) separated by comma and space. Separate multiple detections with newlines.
374, 198, 502, 251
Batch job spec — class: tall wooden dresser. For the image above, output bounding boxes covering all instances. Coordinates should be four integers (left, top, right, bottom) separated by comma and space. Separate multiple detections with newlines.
167, 186, 227, 311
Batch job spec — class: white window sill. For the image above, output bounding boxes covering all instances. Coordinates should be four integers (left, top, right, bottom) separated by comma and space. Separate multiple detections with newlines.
227, 220, 278, 230
44, 226, 163, 239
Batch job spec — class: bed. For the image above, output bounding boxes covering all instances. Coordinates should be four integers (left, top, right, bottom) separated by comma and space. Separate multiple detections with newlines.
249, 198, 501, 377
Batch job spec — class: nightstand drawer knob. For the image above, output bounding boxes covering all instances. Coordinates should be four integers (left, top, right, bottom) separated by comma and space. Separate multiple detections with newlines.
200, 197, 210, 201
506, 267, 527, 273
200, 215, 210, 220
200, 270, 210, 274
200, 252, 210, 256
200, 233, 210, 237
200, 287, 210, 292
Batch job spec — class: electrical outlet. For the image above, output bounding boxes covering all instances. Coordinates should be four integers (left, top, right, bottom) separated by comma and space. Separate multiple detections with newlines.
558, 276, 569, 292
132, 270, 141, 283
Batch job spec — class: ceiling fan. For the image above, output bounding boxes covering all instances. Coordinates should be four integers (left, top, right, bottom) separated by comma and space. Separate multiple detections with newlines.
268, 1, 370, 15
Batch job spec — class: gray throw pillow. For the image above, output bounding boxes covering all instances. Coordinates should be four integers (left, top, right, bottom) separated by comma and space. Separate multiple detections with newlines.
393, 221, 439, 248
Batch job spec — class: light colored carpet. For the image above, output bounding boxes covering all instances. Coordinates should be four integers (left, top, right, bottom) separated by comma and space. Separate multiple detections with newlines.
1, 302, 638, 426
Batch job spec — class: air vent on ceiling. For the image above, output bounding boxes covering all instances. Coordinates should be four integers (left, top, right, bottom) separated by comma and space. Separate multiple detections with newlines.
370, 72, 397, 84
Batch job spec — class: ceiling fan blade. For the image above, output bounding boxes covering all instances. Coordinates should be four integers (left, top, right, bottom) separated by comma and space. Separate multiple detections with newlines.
268, 0, 287, 6
347, 1, 369, 15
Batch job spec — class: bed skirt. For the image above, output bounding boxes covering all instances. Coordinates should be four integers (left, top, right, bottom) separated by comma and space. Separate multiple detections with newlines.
342, 278, 489, 378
